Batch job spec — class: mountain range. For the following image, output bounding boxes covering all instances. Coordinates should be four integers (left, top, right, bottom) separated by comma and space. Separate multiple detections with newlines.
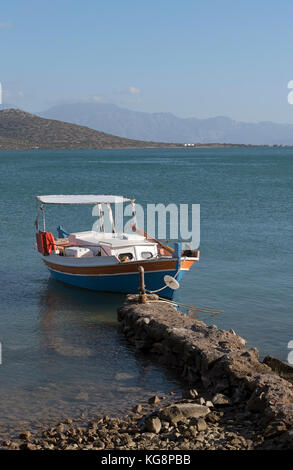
40, 102, 293, 145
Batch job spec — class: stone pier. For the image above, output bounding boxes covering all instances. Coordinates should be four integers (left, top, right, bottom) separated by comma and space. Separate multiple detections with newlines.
118, 294, 293, 446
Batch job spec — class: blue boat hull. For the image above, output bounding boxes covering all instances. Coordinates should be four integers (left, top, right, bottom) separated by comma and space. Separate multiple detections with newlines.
48, 267, 186, 300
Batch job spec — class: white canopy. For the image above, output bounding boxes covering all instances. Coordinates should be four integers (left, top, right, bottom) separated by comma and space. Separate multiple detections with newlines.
36, 195, 133, 205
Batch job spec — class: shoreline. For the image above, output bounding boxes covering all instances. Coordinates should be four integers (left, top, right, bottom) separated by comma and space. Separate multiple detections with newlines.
0, 144, 291, 151
1, 389, 288, 451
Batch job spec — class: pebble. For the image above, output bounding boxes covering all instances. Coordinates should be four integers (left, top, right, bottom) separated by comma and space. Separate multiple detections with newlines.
148, 395, 160, 406
133, 404, 143, 413
145, 417, 161, 434
19, 431, 31, 441
212, 393, 232, 406
197, 419, 207, 432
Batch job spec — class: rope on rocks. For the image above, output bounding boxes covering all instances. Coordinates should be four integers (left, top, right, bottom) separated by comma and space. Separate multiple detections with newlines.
143, 265, 223, 316
145, 297, 224, 317
167, 300, 224, 315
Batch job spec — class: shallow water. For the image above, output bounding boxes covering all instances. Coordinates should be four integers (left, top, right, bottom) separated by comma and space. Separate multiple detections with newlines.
0, 147, 292, 438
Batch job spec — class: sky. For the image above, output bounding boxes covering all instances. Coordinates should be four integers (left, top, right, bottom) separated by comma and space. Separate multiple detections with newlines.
1, 0, 293, 123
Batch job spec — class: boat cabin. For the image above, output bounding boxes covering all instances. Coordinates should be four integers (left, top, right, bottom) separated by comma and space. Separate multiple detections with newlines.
62, 231, 159, 262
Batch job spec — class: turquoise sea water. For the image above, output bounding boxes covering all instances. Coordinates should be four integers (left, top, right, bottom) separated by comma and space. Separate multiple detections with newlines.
0, 147, 292, 436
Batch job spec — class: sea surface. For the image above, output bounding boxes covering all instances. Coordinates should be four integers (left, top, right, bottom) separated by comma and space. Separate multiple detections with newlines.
0, 147, 292, 438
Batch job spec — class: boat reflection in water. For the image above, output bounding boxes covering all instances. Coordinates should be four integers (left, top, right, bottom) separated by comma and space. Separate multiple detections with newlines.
36, 278, 182, 418
38, 278, 124, 359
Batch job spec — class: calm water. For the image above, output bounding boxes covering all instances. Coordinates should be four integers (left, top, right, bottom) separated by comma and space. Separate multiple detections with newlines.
0, 147, 292, 437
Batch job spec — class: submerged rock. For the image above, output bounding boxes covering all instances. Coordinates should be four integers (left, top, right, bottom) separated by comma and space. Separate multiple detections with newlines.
148, 395, 160, 406
133, 404, 143, 413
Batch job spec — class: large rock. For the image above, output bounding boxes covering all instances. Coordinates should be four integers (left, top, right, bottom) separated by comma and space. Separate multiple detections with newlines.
202, 349, 271, 392
247, 374, 293, 424
263, 355, 293, 385
159, 403, 210, 424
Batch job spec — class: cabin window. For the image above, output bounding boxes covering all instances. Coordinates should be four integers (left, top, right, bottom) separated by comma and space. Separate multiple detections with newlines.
141, 251, 153, 259
118, 252, 133, 262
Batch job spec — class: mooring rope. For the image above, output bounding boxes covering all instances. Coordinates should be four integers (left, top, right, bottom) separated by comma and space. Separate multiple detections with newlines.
142, 258, 223, 316
158, 298, 224, 315
145, 297, 224, 317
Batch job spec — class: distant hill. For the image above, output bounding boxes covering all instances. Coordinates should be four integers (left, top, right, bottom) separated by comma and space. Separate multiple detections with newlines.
0, 135, 32, 149
0, 108, 182, 150
40, 102, 293, 145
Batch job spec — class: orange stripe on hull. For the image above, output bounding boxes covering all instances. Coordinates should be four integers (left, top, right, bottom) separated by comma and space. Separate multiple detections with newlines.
43, 258, 177, 275
180, 259, 196, 270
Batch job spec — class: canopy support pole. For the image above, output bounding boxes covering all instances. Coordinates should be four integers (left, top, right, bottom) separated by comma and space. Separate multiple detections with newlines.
97, 203, 105, 233
131, 200, 137, 230
40, 204, 46, 231
35, 199, 39, 231
107, 202, 116, 234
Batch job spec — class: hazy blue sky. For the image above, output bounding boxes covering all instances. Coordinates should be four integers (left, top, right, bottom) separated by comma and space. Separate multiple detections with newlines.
1, 0, 293, 123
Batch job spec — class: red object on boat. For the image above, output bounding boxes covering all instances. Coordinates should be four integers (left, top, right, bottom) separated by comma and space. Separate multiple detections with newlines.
36, 231, 56, 255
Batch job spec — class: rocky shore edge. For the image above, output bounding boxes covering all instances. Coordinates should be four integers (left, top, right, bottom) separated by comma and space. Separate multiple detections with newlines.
1, 294, 293, 451
1, 389, 292, 450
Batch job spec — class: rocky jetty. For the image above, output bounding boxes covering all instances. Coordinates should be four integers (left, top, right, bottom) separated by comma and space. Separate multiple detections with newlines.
117, 294, 293, 448
2, 294, 293, 450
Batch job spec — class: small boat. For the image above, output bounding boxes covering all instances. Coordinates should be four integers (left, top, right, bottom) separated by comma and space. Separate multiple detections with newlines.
35, 195, 200, 299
